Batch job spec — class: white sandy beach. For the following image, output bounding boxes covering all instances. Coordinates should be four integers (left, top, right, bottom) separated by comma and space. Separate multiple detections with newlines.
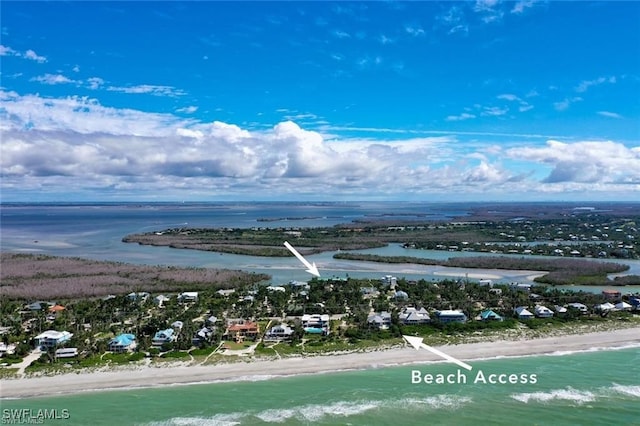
2, 327, 639, 399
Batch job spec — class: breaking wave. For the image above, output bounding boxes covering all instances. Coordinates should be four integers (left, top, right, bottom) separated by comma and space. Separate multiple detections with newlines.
147, 394, 472, 425
512, 383, 640, 405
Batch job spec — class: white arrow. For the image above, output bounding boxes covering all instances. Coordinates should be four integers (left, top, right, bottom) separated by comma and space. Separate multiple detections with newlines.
283, 241, 320, 277
403, 335, 472, 371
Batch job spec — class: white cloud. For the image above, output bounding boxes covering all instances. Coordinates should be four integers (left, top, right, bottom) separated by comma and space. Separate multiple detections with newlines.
23, 49, 47, 63
474, 0, 504, 23
0, 44, 16, 56
497, 94, 519, 101
575, 76, 616, 93
553, 97, 582, 111
107, 84, 185, 97
332, 30, 351, 39
0, 45, 47, 63
511, 0, 538, 14
176, 106, 198, 114
86, 77, 105, 90
30, 73, 75, 85
1, 91, 637, 199
405, 25, 425, 36
597, 111, 622, 119
446, 112, 476, 121
508, 140, 640, 184
72, 65, 80, 73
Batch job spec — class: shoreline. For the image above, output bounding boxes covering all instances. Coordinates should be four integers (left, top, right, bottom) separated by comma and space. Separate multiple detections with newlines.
2, 327, 639, 399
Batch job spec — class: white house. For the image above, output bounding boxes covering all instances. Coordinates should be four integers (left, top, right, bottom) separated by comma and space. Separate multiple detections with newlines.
614, 301, 632, 311
178, 292, 199, 303
435, 310, 467, 324
567, 303, 588, 314
380, 275, 397, 288
367, 311, 392, 330
55, 347, 78, 358
154, 295, 171, 306
301, 314, 330, 335
34, 330, 73, 348
534, 305, 554, 318
266, 285, 286, 292
515, 307, 534, 320
264, 323, 295, 341
399, 307, 431, 325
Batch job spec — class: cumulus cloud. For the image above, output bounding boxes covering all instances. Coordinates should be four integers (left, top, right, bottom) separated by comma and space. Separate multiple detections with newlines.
1, 91, 637, 199
446, 112, 476, 121
0, 45, 47, 62
575, 76, 616, 93
31, 73, 75, 85
24, 49, 47, 63
508, 140, 640, 184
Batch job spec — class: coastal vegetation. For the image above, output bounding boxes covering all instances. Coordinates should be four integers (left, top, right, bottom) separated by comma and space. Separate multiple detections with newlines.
0, 253, 268, 299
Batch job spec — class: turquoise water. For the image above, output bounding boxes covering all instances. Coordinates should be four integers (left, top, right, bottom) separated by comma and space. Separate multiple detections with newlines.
3, 347, 639, 425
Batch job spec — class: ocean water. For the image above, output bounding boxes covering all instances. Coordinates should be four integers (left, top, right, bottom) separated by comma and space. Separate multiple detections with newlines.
2, 347, 639, 425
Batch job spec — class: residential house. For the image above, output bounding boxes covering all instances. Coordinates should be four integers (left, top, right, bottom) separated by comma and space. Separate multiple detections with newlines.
515, 307, 534, 320
614, 301, 632, 311
554, 305, 568, 314
478, 309, 503, 321
534, 305, 554, 318
216, 289, 236, 297
435, 310, 467, 324
567, 303, 588, 314
394, 290, 409, 301
595, 302, 615, 312
109, 334, 136, 353
224, 320, 259, 342
264, 323, 295, 342
127, 292, 149, 302
399, 307, 431, 325
381, 275, 398, 289
154, 295, 171, 307
178, 292, 199, 303
34, 330, 73, 348
152, 328, 176, 347
55, 348, 78, 358
602, 289, 621, 300
301, 314, 330, 335
192, 327, 214, 346
266, 285, 286, 293
367, 311, 392, 330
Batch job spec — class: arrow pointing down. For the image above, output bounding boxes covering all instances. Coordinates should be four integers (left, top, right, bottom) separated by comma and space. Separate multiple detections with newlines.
284, 241, 320, 277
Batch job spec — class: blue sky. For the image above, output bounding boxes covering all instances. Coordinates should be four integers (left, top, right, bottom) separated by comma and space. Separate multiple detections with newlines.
1, 1, 639, 202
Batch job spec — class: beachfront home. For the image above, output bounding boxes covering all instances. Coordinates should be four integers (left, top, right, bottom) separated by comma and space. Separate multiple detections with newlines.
192, 327, 214, 346
178, 292, 199, 303
394, 290, 409, 300
367, 311, 392, 330
534, 305, 554, 318
554, 305, 568, 314
152, 328, 176, 347
34, 330, 73, 349
399, 307, 431, 325
264, 323, 295, 342
595, 302, 615, 312
154, 294, 171, 307
127, 292, 150, 302
109, 334, 136, 353
435, 310, 467, 324
55, 347, 78, 358
614, 301, 633, 311
216, 289, 236, 297
478, 309, 503, 322
301, 314, 330, 335
225, 320, 259, 342
515, 307, 534, 320
567, 303, 588, 314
